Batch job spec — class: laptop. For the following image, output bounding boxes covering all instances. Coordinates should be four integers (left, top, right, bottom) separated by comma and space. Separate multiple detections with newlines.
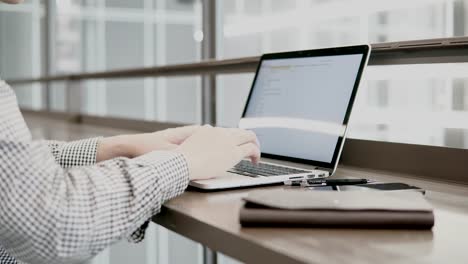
190, 44, 371, 190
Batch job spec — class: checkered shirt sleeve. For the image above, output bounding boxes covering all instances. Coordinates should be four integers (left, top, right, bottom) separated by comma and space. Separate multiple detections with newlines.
45, 138, 154, 244
0, 79, 191, 264
0, 247, 17, 264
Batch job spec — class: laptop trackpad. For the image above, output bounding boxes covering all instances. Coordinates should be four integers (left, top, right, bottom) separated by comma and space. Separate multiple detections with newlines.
192, 172, 251, 184
189, 172, 277, 190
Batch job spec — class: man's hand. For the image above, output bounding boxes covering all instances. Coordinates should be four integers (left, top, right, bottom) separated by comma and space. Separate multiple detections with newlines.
97, 125, 261, 181
176, 125, 261, 181
97, 126, 200, 161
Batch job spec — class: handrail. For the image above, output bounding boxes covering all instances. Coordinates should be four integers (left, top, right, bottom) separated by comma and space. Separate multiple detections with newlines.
7, 36, 468, 85
7, 57, 260, 85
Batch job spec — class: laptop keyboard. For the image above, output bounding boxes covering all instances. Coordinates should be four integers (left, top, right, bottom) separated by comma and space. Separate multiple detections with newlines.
229, 160, 310, 177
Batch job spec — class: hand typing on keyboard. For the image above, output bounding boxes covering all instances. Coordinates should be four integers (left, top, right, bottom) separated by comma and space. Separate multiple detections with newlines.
176, 125, 261, 180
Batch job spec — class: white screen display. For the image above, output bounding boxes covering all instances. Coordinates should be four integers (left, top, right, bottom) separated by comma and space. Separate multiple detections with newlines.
241, 54, 363, 163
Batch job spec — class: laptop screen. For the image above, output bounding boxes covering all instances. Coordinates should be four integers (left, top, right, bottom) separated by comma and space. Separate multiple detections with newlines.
240, 49, 367, 167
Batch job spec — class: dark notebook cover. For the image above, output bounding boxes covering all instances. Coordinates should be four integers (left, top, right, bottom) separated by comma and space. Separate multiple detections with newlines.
239, 190, 434, 229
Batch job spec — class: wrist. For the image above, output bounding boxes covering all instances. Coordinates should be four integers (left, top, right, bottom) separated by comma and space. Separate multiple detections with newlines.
174, 148, 190, 178
97, 135, 134, 161
175, 148, 198, 181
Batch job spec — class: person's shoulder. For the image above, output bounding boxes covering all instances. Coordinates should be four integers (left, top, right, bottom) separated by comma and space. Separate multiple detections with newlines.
0, 79, 17, 101
0, 78, 14, 91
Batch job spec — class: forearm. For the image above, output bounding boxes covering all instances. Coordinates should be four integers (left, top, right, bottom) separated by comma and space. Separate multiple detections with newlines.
47, 135, 149, 166
96, 135, 135, 161
0, 140, 189, 264
46, 125, 204, 166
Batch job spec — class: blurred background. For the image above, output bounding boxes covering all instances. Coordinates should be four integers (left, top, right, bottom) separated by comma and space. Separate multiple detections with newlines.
1, 0, 468, 263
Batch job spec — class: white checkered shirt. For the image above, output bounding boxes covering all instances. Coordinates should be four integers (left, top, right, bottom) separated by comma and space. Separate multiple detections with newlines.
0, 79, 190, 264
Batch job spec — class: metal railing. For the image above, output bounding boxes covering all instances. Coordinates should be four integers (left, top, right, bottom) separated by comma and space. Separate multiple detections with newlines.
8, 36, 468, 185
8, 36, 468, 85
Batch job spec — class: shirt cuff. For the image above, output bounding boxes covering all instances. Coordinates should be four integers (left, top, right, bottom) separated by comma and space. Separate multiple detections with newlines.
57, 138, 100, 168
128, 151, 190, 243
134, 150, 190, 205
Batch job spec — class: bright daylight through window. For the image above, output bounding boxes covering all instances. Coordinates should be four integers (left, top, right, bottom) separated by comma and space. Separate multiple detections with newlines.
217, 0, 468, 149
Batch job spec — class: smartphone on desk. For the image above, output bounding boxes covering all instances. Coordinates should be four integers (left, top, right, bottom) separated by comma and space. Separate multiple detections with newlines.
308, 182, 426, 195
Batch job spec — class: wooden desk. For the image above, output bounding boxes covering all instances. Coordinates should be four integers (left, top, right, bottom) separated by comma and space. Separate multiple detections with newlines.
24, 114, 468, 264
153, 167, 468, 264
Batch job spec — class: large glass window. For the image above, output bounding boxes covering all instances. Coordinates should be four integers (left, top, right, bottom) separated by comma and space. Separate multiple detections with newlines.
217, 0, 468, 149
2, 1, 468, 263
51, 0, 202, 123
0, 1, 45, 110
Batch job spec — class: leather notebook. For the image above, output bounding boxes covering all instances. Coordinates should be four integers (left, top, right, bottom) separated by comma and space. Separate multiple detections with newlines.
239, 190, 434, 229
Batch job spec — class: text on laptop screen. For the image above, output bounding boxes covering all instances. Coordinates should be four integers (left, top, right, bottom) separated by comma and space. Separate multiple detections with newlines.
240, 54, 363, 163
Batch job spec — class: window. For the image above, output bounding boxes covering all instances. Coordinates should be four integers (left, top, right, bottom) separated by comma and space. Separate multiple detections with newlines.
0, 0, 45, 110
2, 1, 468, 263
217, 0, 468, 149
51, 0, 202, 123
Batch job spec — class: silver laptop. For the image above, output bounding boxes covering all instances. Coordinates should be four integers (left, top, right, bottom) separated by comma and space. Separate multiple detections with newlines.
190, 45, 371, 190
